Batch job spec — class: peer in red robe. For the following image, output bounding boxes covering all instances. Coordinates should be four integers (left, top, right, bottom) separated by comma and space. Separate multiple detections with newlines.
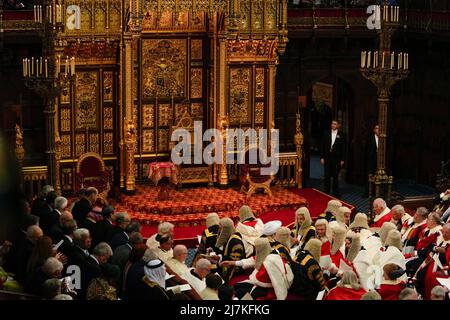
422, 235, 450, 300
324, 285, 366, 300
371, 207, 392, 228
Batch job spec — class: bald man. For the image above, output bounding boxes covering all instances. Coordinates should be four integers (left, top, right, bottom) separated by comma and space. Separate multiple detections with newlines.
165, 245, 189, 277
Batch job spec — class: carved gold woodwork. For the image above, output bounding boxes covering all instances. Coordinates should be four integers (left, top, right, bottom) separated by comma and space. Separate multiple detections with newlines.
191, 39, 203, 60
218, 114, 229, 185
158, 129, 169, 152
103, 107, 113, 129
142, 39, 186, 98
103, 72, 113, 102
255, 102, 264, 124
94, 5, 106, 31
22, 166, 48, 182
229, 68, 250, 125
65, 42, 119, 65
142, 130, 155, 152
75, 134, 86, 156
160, 11, 173, 28
158, 104, 172, 126
142, 104, 154, 127
294, 113, 304, 188
55, 132, 62, 192
190, 68, 203, 99
133, 69, 138, 101
179, 166, 211, 185
191, 103, 203, 118
133, 105, 139, 129
60, 87, 71, 104
142, 10, 206, 32
14, 124, 25, 165
103, 133, 114, 154
227, 39, 278, 60
61, 135, 72, 158
176, 103, 190, 120
89, 133, 100, 153
61, 109, 71, 132
255, 68, 265, 98
265, 0, 277, 31
275, 152, 299, 187
23, 1, 290, 192
76, 72, 98, 129
239, 0, 250, 30
125, 120, 137, 191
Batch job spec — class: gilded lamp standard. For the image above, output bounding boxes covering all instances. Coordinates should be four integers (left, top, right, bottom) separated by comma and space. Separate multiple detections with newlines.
360, 0, 409, 221
23, 1, 76, 189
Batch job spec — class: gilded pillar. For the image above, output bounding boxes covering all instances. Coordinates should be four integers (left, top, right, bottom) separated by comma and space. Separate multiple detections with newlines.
55, 132, 62, 193
14, 124, 25, 168
44, 98, 57, 187
124, 34, 136, 192
119, 39, 125, 189
218, 36, 228, 186
377, 88, 389, 175
267, 62, 276, 131
294, 113, 304, 188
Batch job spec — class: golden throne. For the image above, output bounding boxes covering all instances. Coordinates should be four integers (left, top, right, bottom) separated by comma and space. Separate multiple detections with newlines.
169, 107, 211, 187
240, 146, 273, 198
75, 152, 110, 199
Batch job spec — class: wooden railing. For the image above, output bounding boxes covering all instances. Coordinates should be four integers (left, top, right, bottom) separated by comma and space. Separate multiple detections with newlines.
275, 152, 301, 188
226, 151, 301, 188
21, 166, 47, 201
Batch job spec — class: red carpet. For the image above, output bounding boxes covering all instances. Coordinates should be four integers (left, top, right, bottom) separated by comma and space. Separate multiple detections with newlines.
116, 185, 308, 227
138, 188, 354, 248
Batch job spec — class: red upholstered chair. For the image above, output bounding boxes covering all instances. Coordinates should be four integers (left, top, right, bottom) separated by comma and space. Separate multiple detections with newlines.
240, 147, 273, 198
75, 152, 110, 199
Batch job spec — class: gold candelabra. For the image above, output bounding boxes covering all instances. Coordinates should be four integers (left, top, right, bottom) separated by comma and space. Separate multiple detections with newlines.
22, 0, 76, 189
360, 1, 409, 220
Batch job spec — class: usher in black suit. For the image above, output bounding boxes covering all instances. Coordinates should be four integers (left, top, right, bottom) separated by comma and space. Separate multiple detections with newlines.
320, 129, 346, 197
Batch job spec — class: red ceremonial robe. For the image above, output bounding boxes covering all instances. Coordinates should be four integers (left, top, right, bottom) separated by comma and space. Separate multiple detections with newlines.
423, 237, 450, 300
377, 280, 406, 300
324, 286, 367, 300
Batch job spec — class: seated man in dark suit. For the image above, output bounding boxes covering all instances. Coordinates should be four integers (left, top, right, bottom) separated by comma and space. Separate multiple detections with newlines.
79, 242, 113, 299
48, 210, 73, 244
37, 191, 58, 235
72, 187, 98, 222
91, 205, 115, 247
56, 219, 78, 260
109, 212, 131, 250
69, 228, 92, 267
30, 185, 54, 217
111, 231, 143, 271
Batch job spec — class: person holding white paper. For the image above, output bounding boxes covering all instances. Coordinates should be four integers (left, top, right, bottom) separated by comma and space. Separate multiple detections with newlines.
134, 259, 171, 300
181, 258, 211, 295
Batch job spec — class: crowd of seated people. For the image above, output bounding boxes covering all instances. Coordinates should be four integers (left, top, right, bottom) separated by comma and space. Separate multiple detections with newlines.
0, 184, 449, 300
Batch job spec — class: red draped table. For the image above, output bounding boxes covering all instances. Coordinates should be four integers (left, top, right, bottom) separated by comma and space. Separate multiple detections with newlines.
147, 162, 178, 201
